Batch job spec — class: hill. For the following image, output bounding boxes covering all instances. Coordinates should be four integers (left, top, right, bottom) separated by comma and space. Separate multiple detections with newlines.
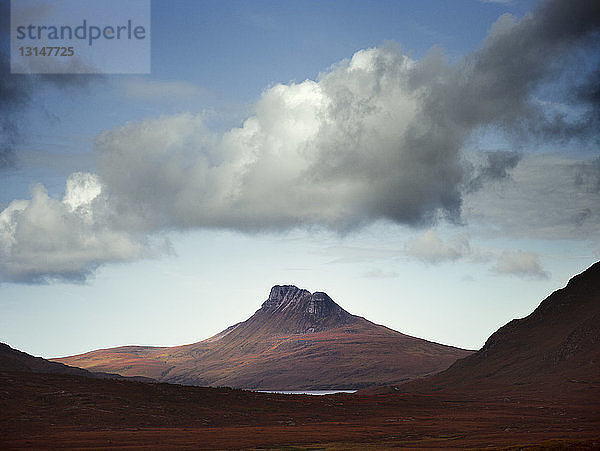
395, 261, 600, 397
0, 342, 153, 382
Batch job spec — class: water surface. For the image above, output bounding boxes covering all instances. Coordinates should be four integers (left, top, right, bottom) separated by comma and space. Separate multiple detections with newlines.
255, 390, 357, 395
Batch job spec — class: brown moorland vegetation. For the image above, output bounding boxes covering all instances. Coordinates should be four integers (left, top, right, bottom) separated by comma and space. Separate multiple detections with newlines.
1, 369, 598, 449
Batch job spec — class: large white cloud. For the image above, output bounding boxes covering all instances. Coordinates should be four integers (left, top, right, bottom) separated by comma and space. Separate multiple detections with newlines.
96, 48, 460, 231
0, 173, 157, 283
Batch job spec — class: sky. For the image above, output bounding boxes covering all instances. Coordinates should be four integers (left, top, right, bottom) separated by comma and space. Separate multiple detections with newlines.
1, 0, 599, 358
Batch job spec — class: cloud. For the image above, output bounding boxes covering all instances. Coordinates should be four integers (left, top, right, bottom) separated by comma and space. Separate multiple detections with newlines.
456, 0, 600, 141
403, 231, 551, 281
361, 268, 399, 279
467, 150, 522, 192
405, 230, 470, 264
464, 153, 600, 240
0, 173, 163, 283
96, 49, 463, 231
492, 250, 550, 279
1, 0, 599, 283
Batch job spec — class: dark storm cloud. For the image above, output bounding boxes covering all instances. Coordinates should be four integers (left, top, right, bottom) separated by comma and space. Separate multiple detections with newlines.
454, 0, 599, 137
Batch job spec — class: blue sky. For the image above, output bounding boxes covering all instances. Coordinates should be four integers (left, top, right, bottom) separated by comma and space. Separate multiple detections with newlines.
1, 0, 599, 358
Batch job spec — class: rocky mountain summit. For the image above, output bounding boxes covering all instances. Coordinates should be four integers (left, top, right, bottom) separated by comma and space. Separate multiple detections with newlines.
256, 285, 355, 333
54, 284, 472, 389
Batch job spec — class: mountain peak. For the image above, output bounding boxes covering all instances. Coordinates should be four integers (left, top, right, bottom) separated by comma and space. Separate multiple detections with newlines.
262, 285, 311, 310
257, 284, 355, 333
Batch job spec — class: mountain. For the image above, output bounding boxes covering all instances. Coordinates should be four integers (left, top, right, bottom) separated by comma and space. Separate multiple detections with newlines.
53, 284, 472, 389
0, 342, 153, 382
400, 261, 600, 395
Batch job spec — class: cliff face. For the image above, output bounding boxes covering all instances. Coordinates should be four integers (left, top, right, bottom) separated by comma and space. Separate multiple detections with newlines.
255, 285, 355, 334
261, 285, 309, 310
54, 284, 473, 389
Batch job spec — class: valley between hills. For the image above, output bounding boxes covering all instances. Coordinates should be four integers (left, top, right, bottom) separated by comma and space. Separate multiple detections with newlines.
1, 262, 599, 449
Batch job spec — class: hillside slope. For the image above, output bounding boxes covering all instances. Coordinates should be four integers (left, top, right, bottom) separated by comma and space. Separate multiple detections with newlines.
0, 342, 153, 382
400, 261, 600, 396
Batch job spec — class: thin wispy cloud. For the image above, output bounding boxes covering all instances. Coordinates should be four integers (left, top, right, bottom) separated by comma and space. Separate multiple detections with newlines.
401, 229, 549, 279
361, 268, 399, 279
404, 230, 470, 265
492, 250, 550, 279
464, 153, 600, 240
